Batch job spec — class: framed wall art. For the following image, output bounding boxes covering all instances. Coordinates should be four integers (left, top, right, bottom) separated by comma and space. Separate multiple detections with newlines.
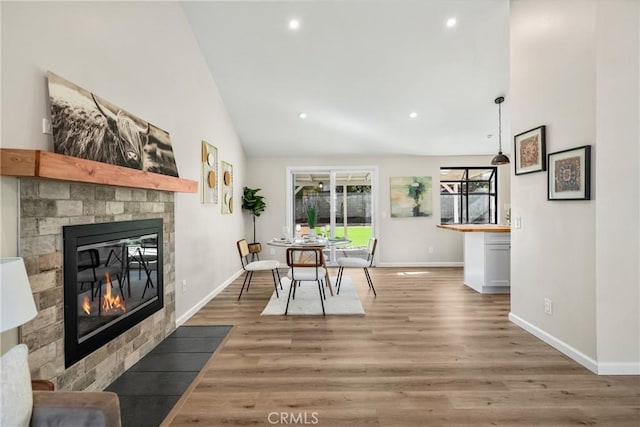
48, 71, 179, 177
201, 141, 218, 204
221, 161, 233, 214
514, 125, 546, 175
390, 176, 432, 218
547, 145, 591, 201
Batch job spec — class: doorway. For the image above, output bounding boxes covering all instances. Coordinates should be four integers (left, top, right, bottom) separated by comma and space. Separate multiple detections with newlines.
286, 167, 377, 263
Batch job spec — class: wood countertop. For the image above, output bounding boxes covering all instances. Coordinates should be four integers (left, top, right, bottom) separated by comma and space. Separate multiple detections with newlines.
437, 224, 511, 233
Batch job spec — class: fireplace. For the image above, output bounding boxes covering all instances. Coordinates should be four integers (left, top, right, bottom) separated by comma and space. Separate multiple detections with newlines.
63, 219, 164, 368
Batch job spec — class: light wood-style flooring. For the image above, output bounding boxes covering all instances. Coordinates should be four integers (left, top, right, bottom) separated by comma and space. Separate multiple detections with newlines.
163, 267, 639, 426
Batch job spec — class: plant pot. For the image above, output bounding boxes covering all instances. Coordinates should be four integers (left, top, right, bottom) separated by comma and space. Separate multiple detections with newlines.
248, 243, 262, 254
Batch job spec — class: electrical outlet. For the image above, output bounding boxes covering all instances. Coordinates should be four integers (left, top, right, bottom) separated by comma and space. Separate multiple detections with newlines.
428, 246, 434, 254
182, 279, 187, 293
544, 298, 553, 315
42, 118, 52, 134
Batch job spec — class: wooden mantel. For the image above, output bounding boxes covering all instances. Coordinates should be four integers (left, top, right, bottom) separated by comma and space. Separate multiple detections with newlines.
0, 149, 197, 193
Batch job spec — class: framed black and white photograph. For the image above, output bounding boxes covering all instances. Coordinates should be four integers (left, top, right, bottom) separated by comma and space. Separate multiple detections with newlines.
47, 71, 179, 177
514, 125, 546, 175
548, 145, 591, 201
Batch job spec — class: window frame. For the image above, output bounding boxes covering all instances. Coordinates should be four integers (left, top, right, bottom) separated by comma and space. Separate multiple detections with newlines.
440, 166, 498, 224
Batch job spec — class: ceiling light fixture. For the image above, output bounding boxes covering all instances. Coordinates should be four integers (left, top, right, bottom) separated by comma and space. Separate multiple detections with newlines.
298, 112, 307, 119
318, 181, 324, 190
446, 18, 457, 27
289, 19, 300, 30
491, 96, 510, 165
409, 112, 418, 119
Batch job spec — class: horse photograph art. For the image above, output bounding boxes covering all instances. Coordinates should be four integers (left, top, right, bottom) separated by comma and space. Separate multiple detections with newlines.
47, 72, 179, 177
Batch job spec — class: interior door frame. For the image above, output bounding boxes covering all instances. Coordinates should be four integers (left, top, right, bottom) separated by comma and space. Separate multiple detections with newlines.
285, 165, 378, 253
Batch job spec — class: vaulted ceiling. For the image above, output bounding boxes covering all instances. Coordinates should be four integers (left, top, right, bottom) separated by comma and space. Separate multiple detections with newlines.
182, 1, 510, 158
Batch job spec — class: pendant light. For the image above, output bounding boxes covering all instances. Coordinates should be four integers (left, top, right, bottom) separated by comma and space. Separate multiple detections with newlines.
491, 96, 510, 165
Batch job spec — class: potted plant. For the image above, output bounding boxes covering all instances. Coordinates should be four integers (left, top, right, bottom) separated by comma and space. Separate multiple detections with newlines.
242, 187, 266, 254
305, 203, 318, 238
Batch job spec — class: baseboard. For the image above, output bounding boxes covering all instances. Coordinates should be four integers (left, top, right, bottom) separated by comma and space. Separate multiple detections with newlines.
176, 269, 244, 326
376, 262, 463, 268
508, 312, 598, 374
597, 362, 640, 375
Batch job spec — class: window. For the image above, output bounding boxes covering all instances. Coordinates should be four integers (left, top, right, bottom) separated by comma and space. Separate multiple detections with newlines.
440, 167, 497, 224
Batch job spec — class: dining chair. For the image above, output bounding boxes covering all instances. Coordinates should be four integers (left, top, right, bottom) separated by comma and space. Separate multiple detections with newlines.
285, 247, 326, 316
236, 239, 282, 301
336, 237, 377, 297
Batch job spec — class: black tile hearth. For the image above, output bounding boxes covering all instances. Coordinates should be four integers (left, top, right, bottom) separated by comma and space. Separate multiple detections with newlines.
118, 396, 180, 427
128, 352, 212, 372
106, 325, 231, 427
150, 336, 226, 354
169, 324, 232, 338
107, 371, 199, 396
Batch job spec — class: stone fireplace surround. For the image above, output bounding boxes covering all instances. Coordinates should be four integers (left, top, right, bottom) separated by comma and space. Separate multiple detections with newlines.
18, 178, 176, 391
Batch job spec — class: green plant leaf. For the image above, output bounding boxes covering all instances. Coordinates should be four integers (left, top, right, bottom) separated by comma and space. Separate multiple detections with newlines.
242, 187, 267, 217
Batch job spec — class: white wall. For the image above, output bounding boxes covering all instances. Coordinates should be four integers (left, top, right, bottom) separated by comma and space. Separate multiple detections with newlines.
594, 0, 639, 373
246, 155, 510, 266
1, 2, 247, 326
510, 0, 598, 361
510, 0, 639, 373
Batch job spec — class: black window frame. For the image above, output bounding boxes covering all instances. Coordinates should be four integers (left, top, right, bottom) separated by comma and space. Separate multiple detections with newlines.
440, 166, 498, 224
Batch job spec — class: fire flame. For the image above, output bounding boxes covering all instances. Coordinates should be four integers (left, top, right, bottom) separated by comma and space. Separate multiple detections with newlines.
82, 296, 91, 315
102, 272, 126, 313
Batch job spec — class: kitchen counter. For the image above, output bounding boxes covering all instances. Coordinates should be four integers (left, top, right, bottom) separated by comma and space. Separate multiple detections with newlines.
439, 224, 511, 293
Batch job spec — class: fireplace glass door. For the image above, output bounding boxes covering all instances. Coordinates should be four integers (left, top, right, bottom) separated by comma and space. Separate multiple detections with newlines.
64, 219, 163, 367
76, 233, 159, 341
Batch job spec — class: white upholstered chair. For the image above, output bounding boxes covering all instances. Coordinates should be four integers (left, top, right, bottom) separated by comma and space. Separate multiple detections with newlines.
336, 237, 377, 297
285, 248, 326, 316
237, 239, 282, 300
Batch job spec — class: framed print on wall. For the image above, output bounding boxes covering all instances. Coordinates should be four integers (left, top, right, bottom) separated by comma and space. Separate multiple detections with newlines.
48, 71, 180, 177
200, 141, 218, 204
547, 145, 591, 201
221, 161, 233, 214
390, 176, 432, 217
514, 125, 546, 175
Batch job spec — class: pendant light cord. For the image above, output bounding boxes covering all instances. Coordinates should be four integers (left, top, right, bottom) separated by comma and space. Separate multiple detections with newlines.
498, 101, 502, 153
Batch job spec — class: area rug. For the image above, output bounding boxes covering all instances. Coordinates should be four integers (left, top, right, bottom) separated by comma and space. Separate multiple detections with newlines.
261, 276, 365, 316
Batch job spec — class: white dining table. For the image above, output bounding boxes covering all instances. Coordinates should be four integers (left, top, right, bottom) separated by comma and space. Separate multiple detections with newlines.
266, 237, 351, 296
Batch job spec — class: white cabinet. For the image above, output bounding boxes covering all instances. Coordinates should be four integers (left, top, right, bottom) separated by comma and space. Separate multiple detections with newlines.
463, 232, 510, 293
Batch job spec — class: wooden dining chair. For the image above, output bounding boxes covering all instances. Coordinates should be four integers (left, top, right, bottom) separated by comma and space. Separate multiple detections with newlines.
237, 239, 282, 301
336, 237, 377, 297
285, 247, 326, 316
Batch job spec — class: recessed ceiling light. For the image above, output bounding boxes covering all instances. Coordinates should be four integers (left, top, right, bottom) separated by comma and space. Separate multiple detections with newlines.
298, 112, 307, 119
446, 18, 457, 27
409, 112, 418, 119
289, 19, 300, 30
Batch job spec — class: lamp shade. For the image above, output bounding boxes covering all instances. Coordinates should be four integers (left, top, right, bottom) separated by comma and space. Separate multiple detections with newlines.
491, 152, 511, 165
0, 258, 37, 332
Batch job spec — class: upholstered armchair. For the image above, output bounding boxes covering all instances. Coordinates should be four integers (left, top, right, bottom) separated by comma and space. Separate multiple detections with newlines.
1, 345, 122, 427
31, 380, 121, 427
